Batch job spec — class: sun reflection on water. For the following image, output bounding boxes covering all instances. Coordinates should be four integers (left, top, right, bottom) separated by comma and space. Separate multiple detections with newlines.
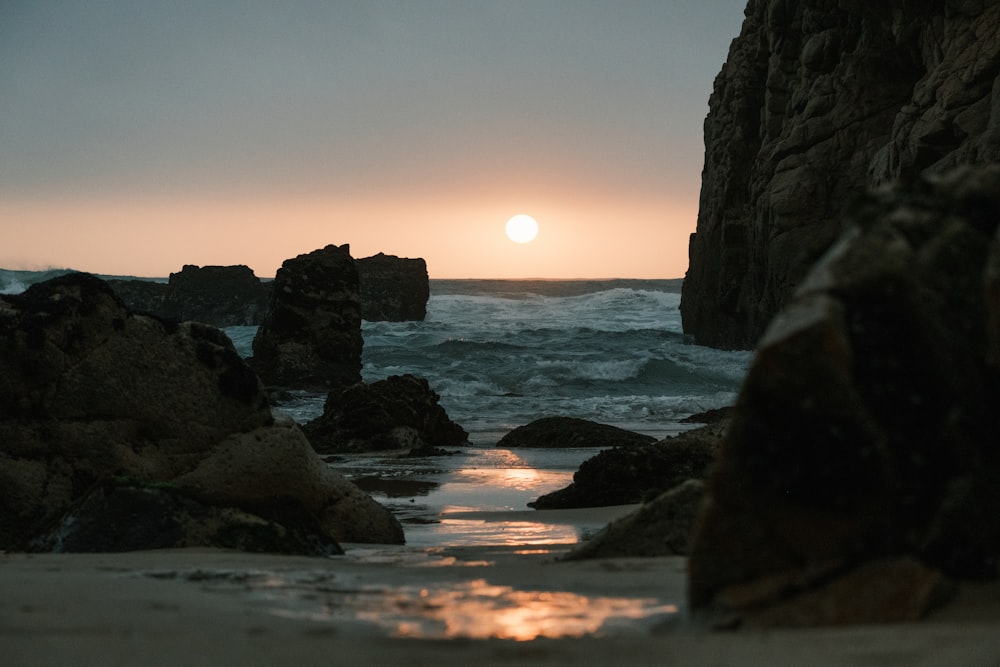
265, 578, 678, 640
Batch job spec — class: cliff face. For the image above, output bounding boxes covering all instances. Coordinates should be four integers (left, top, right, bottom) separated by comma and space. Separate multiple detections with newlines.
681, 0, 1000, 349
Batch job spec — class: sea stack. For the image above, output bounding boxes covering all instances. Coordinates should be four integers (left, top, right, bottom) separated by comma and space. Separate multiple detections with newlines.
252, 244, 364, 389
356, 253, 430, 322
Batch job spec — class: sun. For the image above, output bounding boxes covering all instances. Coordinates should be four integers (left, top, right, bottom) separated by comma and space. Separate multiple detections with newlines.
505, 214, 539, 243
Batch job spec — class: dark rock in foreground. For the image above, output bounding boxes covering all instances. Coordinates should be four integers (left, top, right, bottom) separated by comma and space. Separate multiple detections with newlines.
36, 480, 342, 556
529, 419, 723, 509
688, 166, 1000, 627
357, 253, 429, 322
252, 244, 363, 389
682, 1, 1000, 349
498, 416, 656, 449
0, 272, 402, 552
302, 374, 469, 454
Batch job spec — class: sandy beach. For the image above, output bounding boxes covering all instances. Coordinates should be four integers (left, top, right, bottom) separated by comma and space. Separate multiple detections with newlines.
4, 507, 1000, 666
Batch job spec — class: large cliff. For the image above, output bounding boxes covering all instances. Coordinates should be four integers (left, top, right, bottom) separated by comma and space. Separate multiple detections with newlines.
681, 0, 1000, 349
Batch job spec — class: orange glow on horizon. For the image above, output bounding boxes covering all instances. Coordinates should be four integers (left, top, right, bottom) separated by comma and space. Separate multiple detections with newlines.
0, 192, 696, 280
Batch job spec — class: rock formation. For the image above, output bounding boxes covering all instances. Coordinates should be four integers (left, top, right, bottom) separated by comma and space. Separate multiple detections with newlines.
681, 1, 1000, 349
110, 265, 270, 327
0, 272, 403, 552
251, 244, 363, 389
528, 417, 723, 509
302, 374, 469, 454
687, 166, 1000, 627
565, 480, 706, 560
356, 253, 430, 322
109, 256, 431, 328
498, 416, 656, 449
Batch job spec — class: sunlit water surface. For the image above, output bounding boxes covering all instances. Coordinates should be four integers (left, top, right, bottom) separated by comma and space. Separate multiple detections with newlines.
332, 445, 627, 547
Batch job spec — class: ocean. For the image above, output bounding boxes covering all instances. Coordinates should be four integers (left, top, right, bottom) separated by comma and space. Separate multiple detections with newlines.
228, 278, 751, 545
2, 271, 752, 546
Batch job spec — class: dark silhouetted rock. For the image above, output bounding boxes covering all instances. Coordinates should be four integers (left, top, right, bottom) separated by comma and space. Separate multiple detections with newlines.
528, 419, 723, 509
164, 264, 270, 325
687, 167, 1000, 627
681, 2, 1000, 349
711, 558, 954, 630
107, 278, 168, 314
302, 374, 469, 454
110, 265, 271, 327
35, 480, 343, 556
498, 416, 656, 449
565, 479, 706, 560
0, 272, 403, 551
357, 253, 429, 321
251, 244, 363, 389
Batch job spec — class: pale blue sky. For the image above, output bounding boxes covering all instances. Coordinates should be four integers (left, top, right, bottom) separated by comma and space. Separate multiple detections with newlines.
0, 1, 747, 278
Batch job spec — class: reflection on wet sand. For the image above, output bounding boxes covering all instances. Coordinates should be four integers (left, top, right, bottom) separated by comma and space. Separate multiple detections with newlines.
436, 516, 580, 546
260, 577, 677, 640
388, 580, 678, 640
136, 547, 683, 641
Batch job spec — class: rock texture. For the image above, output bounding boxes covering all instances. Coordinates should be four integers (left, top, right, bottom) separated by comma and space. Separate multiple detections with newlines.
110, 265, 270, 327
687, 166, 1000, 627
498, 416, 656, 449
529, 419, 723, 509
682, 1, 1000, 349
302, 374, 469, 454
356, 253, 429, 322
252, 245, 363, 389
35, 480, 343, 556
565, 479, 706, 560
0, 273, 402, 552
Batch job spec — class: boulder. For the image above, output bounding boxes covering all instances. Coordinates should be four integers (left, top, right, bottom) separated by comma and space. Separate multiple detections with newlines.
565, 479, 706, 560
498, 416, 656, 449
0, 272, 402, 551
35, 480, 343, 556
356, 253, 429, 321
528, 419, 723, 509
251, 244, 363, 389
687, 166, 1000, 627
681, 1, 1000, 349
301, 374, 469, 454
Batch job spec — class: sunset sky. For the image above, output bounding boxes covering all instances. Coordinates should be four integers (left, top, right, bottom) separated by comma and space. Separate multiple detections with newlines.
1, 1, 746, 279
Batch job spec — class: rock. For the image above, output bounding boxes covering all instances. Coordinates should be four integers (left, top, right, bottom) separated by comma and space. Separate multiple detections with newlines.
687, 166, 1000, 626
565, 479, 706, 560
110, 265, 271, 327
251, 244, 363, 389
174, 419, 404, 544
356, 253, 429, 322
498, 416, 656, 449
301, 374, 469, 454
35, 480, 343, 556
107, 278, 169, 316
679, 407, 732, 425
714, 558, 955, 630
528, 419, 723, 509
681, 1, 1000, 349
164, 264, 270, 326
0, 272, 402, 551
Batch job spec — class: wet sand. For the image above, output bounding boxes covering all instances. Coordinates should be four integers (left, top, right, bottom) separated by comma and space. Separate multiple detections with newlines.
4, 508, 1000, 666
